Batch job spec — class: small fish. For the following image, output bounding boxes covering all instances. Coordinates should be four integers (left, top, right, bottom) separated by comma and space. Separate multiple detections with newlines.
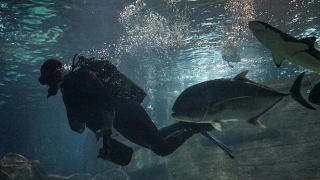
172, 71, 316, 130
248, 21, 320, 72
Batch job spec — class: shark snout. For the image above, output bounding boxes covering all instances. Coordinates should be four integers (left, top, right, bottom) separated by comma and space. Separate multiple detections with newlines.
248, 21, 267, 32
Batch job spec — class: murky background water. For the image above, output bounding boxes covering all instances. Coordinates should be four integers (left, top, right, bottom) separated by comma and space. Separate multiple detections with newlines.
0, 0, 319, 176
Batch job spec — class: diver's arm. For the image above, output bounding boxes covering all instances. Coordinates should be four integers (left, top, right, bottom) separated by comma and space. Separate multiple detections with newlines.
62, 94, 86, 134
66, 108, 86, 133
97, 110, 116, 159
68, 117, 86, 133
101, 110, 115, 135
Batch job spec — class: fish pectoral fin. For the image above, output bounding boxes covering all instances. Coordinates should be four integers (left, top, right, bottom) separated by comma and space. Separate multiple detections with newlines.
211, 119, 239, 131
217, 119, 239, 123
247, 117, 266, 128
211, 122, 222, 131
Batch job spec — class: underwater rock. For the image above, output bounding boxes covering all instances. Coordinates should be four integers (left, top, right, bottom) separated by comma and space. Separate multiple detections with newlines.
0, 153, 93, 180
48, 173, 92, 180
0, 152, 47, 180
91, 174, 108, 180
102, 169, 130, 180
0, 169, 12, 180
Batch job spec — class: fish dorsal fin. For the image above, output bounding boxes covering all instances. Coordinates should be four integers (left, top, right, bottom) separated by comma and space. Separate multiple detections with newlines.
234, 70, 249, 81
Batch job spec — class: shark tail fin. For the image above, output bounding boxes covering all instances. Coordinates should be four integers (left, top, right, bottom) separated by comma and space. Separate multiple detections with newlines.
290, 72, 316, 110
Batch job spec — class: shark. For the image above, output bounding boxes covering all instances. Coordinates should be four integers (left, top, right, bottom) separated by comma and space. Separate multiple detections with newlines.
172, 71, 316, 130
248, 21, 320, 72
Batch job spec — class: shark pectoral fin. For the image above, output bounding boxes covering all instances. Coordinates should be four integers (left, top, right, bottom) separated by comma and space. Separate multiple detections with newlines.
247, 117, 266, 128
272, 41, 309, 68
272, 53, 285, 67
211, 122, 222, 131
287, 42, 309, 53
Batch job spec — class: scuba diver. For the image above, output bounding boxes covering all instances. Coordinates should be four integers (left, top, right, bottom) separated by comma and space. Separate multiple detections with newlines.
38, 54, 218, 166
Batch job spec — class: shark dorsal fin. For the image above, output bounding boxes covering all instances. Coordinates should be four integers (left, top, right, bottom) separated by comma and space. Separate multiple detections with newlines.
234, 70, 249, 81
300, 37, 317, 47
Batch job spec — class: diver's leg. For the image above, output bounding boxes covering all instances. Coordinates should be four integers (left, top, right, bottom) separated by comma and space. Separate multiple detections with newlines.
154, 122, 214, 156
113, 102, 163, 149
158, 122, 214, 137
154, 127, 192, 156
158, 122, 184, 137
113, 102, 193, 156
113, 102, 213, 157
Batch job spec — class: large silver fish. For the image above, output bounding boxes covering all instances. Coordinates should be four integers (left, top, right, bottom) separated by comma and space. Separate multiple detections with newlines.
172, 71, 316, 130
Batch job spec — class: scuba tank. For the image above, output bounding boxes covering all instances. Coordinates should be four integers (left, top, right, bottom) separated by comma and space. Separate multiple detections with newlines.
72, 54, 147, 104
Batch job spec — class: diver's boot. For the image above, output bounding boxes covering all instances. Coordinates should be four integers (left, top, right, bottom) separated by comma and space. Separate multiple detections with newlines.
179, 122, 213, 134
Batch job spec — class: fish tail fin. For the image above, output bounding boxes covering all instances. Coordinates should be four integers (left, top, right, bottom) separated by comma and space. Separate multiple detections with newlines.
290, 72, 316, 110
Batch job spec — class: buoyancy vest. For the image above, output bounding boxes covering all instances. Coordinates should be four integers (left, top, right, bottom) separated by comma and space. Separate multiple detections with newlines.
72, 54, 147, 104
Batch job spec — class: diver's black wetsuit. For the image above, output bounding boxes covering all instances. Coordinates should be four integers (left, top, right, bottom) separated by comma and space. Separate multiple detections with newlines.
60, 59, 193, 165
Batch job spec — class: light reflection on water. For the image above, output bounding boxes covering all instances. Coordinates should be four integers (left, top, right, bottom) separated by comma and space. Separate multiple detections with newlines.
0, 0, 319, 107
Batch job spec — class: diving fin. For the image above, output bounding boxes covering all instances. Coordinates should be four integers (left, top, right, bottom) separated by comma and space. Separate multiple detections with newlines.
200, 131, 235, 159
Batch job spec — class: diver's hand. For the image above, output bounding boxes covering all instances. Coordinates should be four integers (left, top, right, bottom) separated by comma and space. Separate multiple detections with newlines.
97, 131, 114, 160
97, 147, 111, 160
103, 129, 113, 146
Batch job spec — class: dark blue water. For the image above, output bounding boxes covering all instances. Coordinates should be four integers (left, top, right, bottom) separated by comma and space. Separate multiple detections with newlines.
0, 0, 319, 176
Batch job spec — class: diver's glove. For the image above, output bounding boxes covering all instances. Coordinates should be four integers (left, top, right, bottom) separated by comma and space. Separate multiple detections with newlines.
97, 138, 133, 166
